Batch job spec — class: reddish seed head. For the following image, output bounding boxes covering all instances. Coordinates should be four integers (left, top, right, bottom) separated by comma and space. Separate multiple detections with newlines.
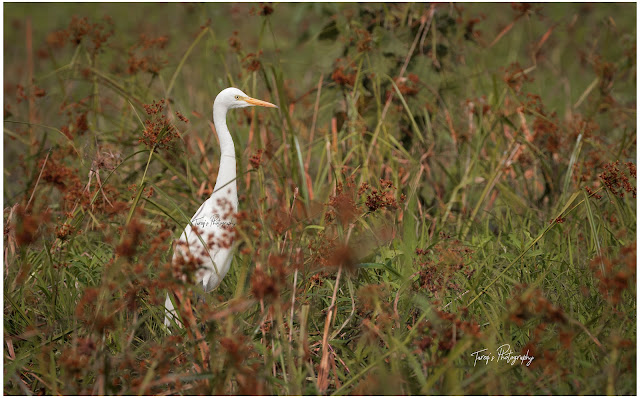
599, 161, 636, 198
228, 31, 242, 52
331, 65, 356, 86
249, 149, 264, 169
175, 111, 189, 123
259, 3, 274, 16
140, 99, 181, 150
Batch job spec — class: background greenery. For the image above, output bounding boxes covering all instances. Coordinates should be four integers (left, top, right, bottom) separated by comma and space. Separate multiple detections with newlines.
4, 2, 636, 395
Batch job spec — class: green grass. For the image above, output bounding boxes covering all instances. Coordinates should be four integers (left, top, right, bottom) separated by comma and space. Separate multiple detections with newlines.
3, 3, 637, 395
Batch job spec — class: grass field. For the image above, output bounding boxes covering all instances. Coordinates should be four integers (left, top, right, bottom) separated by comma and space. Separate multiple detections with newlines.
3, 2, 637, 395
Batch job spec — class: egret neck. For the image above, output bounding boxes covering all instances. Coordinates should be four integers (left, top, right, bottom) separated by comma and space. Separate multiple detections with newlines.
212, 104, 237, 196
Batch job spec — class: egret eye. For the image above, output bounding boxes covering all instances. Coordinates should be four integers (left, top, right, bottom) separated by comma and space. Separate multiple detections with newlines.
234, 95, 240, 100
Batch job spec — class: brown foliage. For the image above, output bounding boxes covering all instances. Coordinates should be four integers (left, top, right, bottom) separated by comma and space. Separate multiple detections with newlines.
242, 51, 263, 72
116, 218, 146, 258
46, 15, 114, 56
331, 59, 357, 87
590, 242, 636, 306
140, 99, 184, 150
414, 238, 474, 296
599, 161, 636, 199
127, 34, 169, 75
364, 179, 405, 212
507, 285, 566, 327
503, 62, 533, 93
249, 148, 264, 169
250, 254, 289, 300
11, 205, 50, 246
326, 177, 359, 225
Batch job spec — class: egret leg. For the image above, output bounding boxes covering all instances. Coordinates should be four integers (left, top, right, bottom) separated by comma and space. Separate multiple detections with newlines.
164, 292, 178, 328
163, 291, 205, 329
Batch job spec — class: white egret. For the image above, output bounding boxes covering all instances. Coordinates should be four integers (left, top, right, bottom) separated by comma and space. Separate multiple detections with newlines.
165, 87, 277, 327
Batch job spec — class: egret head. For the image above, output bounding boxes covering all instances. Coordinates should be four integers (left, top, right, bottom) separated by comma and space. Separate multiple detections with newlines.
214, 87, 278, 110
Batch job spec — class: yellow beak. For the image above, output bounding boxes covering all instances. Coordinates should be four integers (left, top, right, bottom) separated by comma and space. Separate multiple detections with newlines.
243, 96, 278, 108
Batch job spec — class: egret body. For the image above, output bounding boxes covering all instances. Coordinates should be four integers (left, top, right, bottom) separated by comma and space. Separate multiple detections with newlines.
165, 88, 277, 326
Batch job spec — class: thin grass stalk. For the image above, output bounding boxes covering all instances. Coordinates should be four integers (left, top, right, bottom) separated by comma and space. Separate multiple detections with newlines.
317, 265, 343, 392
467, 190, 582, 306
165, 27, 209, 98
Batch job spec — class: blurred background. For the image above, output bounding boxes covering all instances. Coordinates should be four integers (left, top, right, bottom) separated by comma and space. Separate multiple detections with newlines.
3, 3, 636, 395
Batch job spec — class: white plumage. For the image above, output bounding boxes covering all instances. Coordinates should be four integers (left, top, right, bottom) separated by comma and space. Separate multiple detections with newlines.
165, 87, 277, 327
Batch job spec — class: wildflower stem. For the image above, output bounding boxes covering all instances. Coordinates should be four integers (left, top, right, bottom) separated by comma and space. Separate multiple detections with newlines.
318, 265, 343, 392
467, 190, 582, 307
125, 148, 154, 226
165, 26, 209, 99
26, 150, 50, 209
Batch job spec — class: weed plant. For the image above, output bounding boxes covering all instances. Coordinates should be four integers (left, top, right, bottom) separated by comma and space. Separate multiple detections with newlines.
3, 3, 636, 395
